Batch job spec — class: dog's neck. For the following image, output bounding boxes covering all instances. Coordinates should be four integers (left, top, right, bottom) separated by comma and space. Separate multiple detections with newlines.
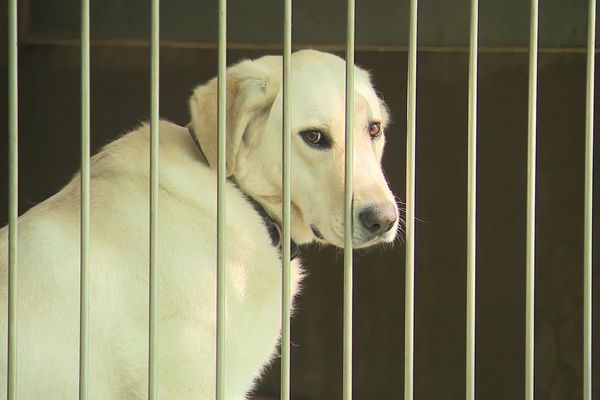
187, 125, 300, 261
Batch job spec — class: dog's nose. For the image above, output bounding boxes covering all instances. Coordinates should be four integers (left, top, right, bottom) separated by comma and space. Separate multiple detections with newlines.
358, 203, 397, 236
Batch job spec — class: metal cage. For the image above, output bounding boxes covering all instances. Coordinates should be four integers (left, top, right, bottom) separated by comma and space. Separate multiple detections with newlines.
3, 0, 597, 399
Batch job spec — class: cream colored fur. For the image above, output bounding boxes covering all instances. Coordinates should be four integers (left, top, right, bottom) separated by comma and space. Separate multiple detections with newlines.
0, 50, 397, 399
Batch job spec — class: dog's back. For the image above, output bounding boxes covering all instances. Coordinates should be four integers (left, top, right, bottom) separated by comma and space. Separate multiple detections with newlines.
0, 121, 301, 399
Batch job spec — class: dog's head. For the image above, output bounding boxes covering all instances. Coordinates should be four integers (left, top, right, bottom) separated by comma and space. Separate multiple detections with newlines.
190, 49, 399, 249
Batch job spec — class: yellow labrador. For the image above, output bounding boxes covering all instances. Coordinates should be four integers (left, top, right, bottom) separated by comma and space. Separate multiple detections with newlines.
0, 50, 398, 399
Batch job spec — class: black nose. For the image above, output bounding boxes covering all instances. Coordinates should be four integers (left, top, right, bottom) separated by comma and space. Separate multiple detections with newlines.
358, 203, 397, 236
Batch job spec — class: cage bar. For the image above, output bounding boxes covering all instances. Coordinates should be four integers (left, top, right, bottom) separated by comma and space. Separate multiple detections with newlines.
466, 0, 478, 398
525, 0, 539, 398
583, 0, 596, 399
280, 0, 293, 398
215, 0, 227, 398
7, 0, 19, 398
343, 0, 355, 399
148, 0, 160, 398
404, 0, 418, 399
79, 0, 91, 398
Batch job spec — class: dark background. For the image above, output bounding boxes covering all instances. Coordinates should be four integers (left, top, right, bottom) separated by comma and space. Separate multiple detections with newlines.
1, 0, 599, 399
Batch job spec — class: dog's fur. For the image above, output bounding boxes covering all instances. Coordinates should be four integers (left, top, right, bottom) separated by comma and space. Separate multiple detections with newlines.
0, 50, 398, 399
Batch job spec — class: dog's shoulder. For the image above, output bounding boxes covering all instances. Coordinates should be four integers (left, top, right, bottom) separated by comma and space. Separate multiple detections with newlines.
90, 121, 201, 177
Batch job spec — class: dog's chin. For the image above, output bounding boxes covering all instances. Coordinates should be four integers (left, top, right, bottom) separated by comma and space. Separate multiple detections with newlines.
352, 235, 390, 249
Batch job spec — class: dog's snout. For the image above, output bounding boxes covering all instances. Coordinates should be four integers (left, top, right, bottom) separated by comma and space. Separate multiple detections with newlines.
358, 203, 397, 236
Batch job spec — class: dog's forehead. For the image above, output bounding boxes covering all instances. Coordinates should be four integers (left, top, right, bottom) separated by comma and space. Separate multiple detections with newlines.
289, 67, 383, 124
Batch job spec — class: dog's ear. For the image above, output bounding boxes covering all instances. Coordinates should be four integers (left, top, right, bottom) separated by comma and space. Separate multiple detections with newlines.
189, 56, 280, 176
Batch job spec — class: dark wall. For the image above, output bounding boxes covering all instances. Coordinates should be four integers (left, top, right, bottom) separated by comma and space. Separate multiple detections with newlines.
1, 1, 599, 399
20, 0, 600, 47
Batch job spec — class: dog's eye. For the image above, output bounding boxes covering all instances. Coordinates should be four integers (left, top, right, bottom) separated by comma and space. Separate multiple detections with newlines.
369, 122, 382, 138
300, 130, 330, 148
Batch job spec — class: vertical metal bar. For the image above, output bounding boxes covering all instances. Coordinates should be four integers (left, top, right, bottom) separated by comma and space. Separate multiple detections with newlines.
404, 0, 418, 398
79, 0, 90, 398
525, 0, 539, 398
466, 0, 478, 398
7, 0, 18, 398
215, 0, 227, 398
280, 0, 292, 398
148, 0, 160, 397
343, 0, 355, 399
583, 0, 596, 399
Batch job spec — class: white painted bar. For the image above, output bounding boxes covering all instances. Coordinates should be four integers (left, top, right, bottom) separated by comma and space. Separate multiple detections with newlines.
583, 0, 596, 399
343, 0, 355, 399
79, 0, 91, 398
404, 0, 418, 398
7, 0, 19, 398
215, 0, 227, 398
280, 0, 293, 398
466, 0, 478, 398
148, 0, 160, 398
525, 0, 539, 398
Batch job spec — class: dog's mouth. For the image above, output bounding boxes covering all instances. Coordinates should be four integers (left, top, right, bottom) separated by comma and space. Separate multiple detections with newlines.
311, 221, 398, 248
311, 223, 380, 248
311, 225, 325, 240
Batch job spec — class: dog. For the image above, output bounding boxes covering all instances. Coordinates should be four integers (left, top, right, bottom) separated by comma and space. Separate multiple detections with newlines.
0, 50, 399, 399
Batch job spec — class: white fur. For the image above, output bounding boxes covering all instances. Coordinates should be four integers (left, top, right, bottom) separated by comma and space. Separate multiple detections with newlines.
0, 50, 397, 399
